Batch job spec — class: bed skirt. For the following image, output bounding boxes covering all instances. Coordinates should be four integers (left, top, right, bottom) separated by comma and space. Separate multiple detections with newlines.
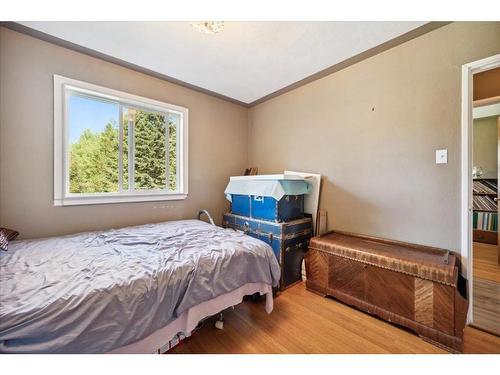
109, 282, 274, 354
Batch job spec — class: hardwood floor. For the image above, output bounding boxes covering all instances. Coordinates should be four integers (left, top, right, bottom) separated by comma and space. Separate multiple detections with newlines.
170, 282, 500, 354
473, 242, 500, 336
473, 242, 500, 283
463, 324, 500, 353
473, 278, 500, 335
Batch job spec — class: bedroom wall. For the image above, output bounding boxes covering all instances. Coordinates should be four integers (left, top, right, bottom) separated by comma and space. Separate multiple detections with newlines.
0, 27, 248, 239
248, 22, 500, 251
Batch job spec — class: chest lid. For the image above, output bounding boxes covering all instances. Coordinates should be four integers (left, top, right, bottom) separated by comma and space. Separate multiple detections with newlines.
310, 231, 458, 286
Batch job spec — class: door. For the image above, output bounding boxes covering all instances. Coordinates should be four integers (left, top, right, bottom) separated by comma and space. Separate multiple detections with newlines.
470, 82, 500, 335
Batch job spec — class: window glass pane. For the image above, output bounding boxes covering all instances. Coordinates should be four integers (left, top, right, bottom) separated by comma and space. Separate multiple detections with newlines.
168, 112, 179, 192
133, 109, 167, 190
68, 93, 119, 193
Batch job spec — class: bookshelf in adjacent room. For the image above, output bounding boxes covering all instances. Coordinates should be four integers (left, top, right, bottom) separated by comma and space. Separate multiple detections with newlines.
472, 178, 498, 245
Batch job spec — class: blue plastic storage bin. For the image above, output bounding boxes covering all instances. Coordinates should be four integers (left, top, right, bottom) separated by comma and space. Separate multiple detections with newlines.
250, 195, 304, 222
225, 175, 310, 223
229, 194, 304, 222
231, 194, 251, 217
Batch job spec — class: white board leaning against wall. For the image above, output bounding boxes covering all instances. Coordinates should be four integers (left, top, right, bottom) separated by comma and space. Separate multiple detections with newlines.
284, 171, 322, 235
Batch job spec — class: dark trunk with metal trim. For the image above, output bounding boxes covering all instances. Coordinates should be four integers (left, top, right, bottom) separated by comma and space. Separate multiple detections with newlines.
223, 213, 312, 289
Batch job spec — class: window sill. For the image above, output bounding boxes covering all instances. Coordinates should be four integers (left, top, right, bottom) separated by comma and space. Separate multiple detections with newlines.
54, 193, 188, 206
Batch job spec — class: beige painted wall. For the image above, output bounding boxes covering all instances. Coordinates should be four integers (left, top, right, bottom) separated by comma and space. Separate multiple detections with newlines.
2, 22, 500, 250
473, 116, 498, 177
0, 27, 247, 239
248, 22, 500, 251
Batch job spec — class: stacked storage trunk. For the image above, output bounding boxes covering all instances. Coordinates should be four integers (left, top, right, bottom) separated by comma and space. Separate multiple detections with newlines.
223, 175, 313, 289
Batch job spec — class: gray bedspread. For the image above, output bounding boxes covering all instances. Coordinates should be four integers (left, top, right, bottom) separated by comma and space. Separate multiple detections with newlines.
0, 220, 280, 353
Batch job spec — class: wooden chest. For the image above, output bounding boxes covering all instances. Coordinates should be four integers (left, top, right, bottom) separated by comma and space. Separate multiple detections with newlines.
305, 231, 468, 353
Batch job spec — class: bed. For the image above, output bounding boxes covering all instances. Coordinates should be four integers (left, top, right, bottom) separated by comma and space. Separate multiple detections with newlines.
0, 219, 281, 353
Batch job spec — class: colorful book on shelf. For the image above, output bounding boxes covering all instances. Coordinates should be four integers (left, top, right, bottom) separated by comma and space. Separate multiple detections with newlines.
473, 211, 498, 232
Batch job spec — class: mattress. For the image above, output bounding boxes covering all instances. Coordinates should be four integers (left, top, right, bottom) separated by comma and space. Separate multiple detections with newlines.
0, 220, 281, 353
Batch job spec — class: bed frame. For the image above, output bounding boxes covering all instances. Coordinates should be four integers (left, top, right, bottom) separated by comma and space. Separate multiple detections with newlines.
111, 282, 273, 353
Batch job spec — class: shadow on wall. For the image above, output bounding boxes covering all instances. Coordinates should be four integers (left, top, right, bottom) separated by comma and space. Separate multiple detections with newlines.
319, 177, 382, 235
319, 177, 467, 272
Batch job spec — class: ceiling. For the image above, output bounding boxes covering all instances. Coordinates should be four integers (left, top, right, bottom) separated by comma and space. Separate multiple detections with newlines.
19, 21, 428, 105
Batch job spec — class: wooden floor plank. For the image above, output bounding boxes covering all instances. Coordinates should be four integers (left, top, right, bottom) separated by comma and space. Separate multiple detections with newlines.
171, 283, 500, 354
473, 242, 500, 335
170, 243, 500, 354
473, 242, 500, 283
463, 326, 500, 354
473, 278, 500, 336
170, 282, 500, 354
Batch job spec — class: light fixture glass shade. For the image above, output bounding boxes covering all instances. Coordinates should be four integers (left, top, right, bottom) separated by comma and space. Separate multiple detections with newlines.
190, 21, 224, 35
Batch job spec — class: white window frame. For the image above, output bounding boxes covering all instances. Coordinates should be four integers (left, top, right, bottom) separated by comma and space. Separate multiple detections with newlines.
54, 75, 188, 206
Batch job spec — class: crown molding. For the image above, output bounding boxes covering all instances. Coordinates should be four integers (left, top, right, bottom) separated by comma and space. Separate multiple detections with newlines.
1, 21, 451, 108
0, 21, 250, 107
249, 22, 452, 107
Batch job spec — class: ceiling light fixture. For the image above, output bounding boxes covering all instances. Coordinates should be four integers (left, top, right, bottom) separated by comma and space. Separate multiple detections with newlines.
190, 21, 224, 35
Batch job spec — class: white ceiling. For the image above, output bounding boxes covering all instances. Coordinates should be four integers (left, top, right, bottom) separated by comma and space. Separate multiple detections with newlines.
21, 21, 427, 105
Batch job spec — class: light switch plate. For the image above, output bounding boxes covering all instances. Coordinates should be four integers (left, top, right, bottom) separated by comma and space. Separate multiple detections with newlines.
436, 149, 447, 164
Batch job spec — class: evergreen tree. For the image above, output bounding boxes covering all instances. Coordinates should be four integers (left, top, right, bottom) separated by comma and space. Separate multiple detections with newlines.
133, 111, 167, 190
69, 110, 177, 193
69, 123, 119, 193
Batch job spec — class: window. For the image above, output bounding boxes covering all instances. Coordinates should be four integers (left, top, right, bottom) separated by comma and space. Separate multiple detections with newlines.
54, 75, 188, 206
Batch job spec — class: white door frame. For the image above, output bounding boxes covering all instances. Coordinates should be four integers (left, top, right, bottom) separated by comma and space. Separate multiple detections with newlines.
460, 53, 500, 324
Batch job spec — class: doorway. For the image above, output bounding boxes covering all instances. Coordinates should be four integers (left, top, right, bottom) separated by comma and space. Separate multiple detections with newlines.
461, 55, 500, 334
